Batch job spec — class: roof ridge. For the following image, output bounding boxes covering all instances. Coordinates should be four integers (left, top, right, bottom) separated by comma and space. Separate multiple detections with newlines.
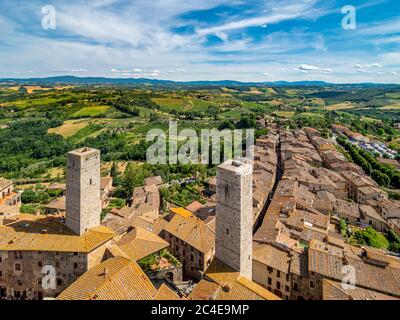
83, 229, 91, 251
237, 276, 279, 300
90, 225, 115, 235
89, 257, 134, 300
199, 222, 205, 252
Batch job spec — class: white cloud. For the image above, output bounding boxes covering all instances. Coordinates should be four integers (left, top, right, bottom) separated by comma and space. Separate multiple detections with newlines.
196, 1, 321, 36
370, 63, 383, 68
373, 36, 400, 45
354, 63, 383, 70
168, 68, 186, 73
110, 67, 160, 78
215, 32, 228, 42
0, 0, 398, 83
358, 19, 400, 36
295, 64, 332, 73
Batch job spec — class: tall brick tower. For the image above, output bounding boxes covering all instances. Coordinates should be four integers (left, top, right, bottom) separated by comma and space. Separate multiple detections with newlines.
216, 159, 253, 279
65, 147, 101, 235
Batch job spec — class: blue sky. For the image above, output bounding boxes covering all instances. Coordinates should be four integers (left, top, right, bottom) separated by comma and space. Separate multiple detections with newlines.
0, 0, 399, 83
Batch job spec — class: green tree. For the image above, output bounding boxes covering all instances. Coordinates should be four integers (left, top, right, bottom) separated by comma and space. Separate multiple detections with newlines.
111, 162, 119, 180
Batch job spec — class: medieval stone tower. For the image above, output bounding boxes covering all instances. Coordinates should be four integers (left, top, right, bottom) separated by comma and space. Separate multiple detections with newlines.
65, 147, 101, 236
216, 159, 253, 279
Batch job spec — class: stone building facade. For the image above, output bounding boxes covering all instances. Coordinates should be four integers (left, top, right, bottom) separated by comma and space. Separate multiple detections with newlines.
0, 240, 111, 300
216, 159, 253, 279
162, 214, 215, 279
66, 148, 101, 236
0, 216, 114, 300
0, 147, 115, 300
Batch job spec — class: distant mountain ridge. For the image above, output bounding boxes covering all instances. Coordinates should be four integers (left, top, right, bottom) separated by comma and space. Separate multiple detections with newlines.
0, 76, 399, 88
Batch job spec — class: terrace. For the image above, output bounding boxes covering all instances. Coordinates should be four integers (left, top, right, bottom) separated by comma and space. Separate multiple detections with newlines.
0, 191, 21, 206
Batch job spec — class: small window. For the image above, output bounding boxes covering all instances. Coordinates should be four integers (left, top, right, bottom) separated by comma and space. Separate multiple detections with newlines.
268, 277, 272, 285
15, 264, 21, 271
277, 281, 281, 289
226, 229, 229, 235
285, 285, 290, 292
277, 270, 281, 278
310, 281, 315, 289
73, 263, 78, 269
38, 261, 42, 267
90, 179, 93, 185
57, 279, 62, 286
224, 185, 229, 200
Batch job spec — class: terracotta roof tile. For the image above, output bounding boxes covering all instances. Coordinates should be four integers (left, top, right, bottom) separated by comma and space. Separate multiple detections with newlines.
189, 258, 280, 300
0, 214, 114, 253
57, 257, 157, 300
116, 227, 169, 261
163, 214, 215, 254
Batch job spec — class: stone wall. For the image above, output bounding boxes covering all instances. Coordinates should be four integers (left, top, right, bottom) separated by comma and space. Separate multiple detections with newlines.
216, 160, 253, 279
66, 148, 101, 236
163, 232, 214, 280
0, 250, 88, 299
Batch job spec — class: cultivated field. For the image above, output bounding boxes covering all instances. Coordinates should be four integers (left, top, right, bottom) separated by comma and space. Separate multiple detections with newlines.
72, 105, 111, 117
48, 119, 91, 138
326, 102, 355, 110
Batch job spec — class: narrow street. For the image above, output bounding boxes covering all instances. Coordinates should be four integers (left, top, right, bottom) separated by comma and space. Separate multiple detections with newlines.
253, 132, 282, 234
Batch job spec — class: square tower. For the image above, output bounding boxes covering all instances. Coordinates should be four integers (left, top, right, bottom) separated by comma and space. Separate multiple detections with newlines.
216, 159, 253, 279
66, 148, 101, 235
